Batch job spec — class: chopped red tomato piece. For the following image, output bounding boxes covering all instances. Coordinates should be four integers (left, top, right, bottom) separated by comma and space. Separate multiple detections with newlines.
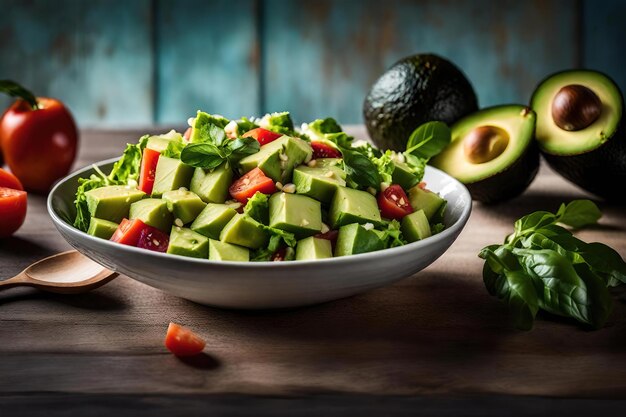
165, 322, 206, 357
0, 168, 23, 191
271, 247, 288, 261
311, 141, 341, 159
0, 187, 27, 238
314, 229, 339, 250
378, 184, 414, 220
110, 218, 148, 246
243, 128, 282, 146
137, 226, 169, 253
138, 148, 160, 194
229, 167, 276, 204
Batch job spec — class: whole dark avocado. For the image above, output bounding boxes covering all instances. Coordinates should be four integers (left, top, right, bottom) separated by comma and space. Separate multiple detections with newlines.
363, 54, 478, 151
531, 69, 626, 202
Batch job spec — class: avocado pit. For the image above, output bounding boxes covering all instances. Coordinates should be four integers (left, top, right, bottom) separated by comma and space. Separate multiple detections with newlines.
463, 125, 509, 164
551, 84, 602, 131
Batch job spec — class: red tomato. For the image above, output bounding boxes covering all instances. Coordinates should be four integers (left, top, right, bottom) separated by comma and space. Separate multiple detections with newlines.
314, 229, 339, 250
136, 226, 169, 253
0, 168, 23, 190
378, 184, 414, 220
229, 167, 276, 204
242, 128, 282, 146
311, 141, 341, 159
165, 322, 206, 356
271, 247, 288, 261
0, 97, 78, 193
138, 148, 160, 194
0, 187, 27, 238
110, 218, 149, 246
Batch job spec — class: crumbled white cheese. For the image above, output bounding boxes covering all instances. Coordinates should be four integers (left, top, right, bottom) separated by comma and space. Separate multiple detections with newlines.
300, 219, 309, 227
276, 182, 284, 190
224, 120, 239, 139
282, 183, 296, 193
307, 159, 317, 167
174, 218, 184, 227
320, 223, 330, 234
279, 152, 289, 162
363, 223, 374, 231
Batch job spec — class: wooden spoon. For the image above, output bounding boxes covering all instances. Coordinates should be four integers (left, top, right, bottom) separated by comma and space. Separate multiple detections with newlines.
0, 250, 118, 294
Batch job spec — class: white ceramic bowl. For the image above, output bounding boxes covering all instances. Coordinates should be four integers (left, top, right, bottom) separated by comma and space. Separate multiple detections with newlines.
48, 158, 472, 309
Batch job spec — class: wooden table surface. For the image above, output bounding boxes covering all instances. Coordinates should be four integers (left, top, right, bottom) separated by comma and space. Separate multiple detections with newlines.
1, 127, 625, 416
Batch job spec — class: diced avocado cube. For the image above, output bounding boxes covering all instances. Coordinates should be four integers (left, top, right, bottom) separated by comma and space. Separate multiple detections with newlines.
190, 203, 237, 239
239, 135, 312, 183
314, 158, 343, 169
293, 163, 346, 204
129, 198, 173, 232
85, 185, 146, 224
401, 209, 432, 243
329, 187, 382, 229
407, 185, 446, 221
152, 156, 194, 197
162, 189, 207, 225
166, 226, 209, 258
145, 130, 183, 152
295, 236, 332, 260
219, 214, 269, 249
87, 218, 119, 240
209, 239, 249, 262
269, 193, 322, 239
334, 223, 384, 257
189, 163, 233, 203
392, 160, 419, 190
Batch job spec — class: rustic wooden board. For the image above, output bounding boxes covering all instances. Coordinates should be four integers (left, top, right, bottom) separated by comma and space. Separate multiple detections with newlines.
262, 0, 577, 123
154, 0, 261, 124
0, 0, 154, 126
0, 129, 625, 416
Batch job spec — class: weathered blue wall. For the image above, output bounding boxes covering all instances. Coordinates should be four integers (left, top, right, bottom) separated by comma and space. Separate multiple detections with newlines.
0, 0, 624, 127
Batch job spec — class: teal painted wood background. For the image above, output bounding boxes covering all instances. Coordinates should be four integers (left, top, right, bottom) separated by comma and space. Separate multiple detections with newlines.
0, 0, 624, 127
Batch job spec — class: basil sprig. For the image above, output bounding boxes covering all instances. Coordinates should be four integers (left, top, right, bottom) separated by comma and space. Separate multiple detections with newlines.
479, 200, 626, 330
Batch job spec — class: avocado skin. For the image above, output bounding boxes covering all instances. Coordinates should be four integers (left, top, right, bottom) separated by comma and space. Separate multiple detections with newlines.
466, 141, 540, 204
363, 54, 478, 151
541, 123, 626, 202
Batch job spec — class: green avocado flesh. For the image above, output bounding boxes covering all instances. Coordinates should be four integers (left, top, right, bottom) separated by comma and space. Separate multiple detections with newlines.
293, 163, 346, 204
329, 186, 382, 229
430, 105, 539, 203
295, 237, 332, 260
129, 198, 173, 232
407, 186, 445, 221
532, 70, 623, 156
335, 223, 384, 256
219, 214, 269, 249
190, 203, 237, 239
401, 209, 431, 243
85, 185, 146, 224
189, 163, 232, 204
209, 239, 249, 262
162, 189, 207, 225
152, 156, 194, 197
167, 227, 210, 258
87, 218, 119, 239
239, 135, 313, 182
364, 54, 478, 151
269, 192, 322, 239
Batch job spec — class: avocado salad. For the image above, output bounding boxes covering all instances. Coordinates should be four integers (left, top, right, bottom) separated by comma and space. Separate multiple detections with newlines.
72, 111, 450, 262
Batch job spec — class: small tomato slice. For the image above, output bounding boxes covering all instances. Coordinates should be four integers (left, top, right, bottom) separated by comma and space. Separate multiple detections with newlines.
0, 187, 27, 238
311, 142, 341, 159
378, 184, 413, 220
0, 168, 23, 191
243, 128, 282, 146
165, 322, 206, 357
110, 218, 148, 246
137, 226, 169, 253
138, 148, 160, 195
229, 167, 276, 204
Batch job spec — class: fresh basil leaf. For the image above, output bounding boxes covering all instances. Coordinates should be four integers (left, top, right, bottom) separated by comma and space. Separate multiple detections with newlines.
244, 192, 269, 225
325, 132, 354, 149
556, 199, 601, 229
578, 242, 626, 287
190, 114, 228, 145
180, 143, 224, 169
161, 140, 186, 159
264, 226, 297, 252
510, 211, 556, 242
405, 121, 451, 159
340, 146, 381, 190
573, 262, 614, 329
229, 137, 260, 161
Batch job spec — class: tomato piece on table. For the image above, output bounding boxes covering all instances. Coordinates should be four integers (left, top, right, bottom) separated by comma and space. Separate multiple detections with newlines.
138, 148, 160, 195
311, 141, 341, 159
229, 167, 276, 204
136, 226, 169, 253
0, 168, 23, 191
165, 322, 206, 357
0, 187, 27, 238
110, 218, 149, 246
378, 184, 414, 220
242, 128, 282, 146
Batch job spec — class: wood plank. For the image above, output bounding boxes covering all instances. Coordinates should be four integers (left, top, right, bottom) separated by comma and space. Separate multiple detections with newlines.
154, 0, 260, 124
1, 128, 625, 403
262, 0, 578, 124
582, 0, 626, 94
0, 0, 153, 126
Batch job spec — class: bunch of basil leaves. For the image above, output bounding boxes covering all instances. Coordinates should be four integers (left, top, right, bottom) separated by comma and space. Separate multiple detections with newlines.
480, 200, 626, 330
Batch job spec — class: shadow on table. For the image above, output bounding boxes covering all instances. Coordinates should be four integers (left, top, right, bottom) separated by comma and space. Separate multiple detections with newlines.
0, 286, 128, 311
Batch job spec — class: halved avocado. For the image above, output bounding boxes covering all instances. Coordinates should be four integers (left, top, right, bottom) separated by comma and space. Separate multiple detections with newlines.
430, 105, 538, 203
531, 70, 625, 201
